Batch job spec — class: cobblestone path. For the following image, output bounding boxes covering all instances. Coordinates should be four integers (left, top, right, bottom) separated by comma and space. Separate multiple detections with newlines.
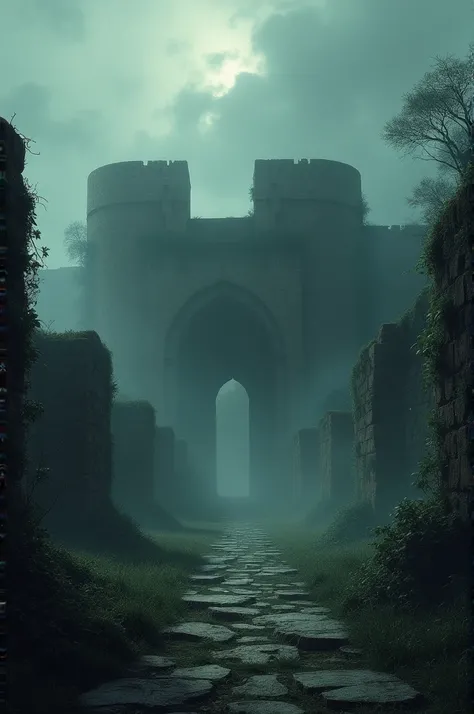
80, 524, 423, 713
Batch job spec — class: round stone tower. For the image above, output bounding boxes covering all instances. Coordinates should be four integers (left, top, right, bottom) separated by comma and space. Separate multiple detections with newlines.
87, 160, 191, 389
252, 158, 362, 233
253, 158, 366, 413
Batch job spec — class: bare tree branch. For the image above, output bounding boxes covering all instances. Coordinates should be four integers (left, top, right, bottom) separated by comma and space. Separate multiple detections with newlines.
382, 46, 473, 178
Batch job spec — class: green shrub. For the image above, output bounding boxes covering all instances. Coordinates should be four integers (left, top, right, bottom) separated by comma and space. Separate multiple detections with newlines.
344, 497, 470, 611
321, 500, 377, 545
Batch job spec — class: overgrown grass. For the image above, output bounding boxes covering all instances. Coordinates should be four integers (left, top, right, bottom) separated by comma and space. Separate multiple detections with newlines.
44, 500, 206, 569
271, 526, 470, 714
10, 504, 216, 714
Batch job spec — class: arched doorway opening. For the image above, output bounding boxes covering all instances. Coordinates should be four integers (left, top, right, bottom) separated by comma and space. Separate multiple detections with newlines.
216, 379, 249, 498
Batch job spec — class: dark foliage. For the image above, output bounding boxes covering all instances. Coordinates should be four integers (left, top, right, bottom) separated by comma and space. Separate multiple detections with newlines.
343, 497, 470, 611
321, 500, 377, 545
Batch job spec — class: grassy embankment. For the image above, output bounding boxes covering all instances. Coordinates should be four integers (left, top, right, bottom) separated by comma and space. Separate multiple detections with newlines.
11, 509, 221, 714
271, 524, 470, 714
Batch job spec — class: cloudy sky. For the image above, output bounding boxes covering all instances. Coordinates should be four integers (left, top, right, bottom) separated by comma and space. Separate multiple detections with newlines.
2, 0, 473, 268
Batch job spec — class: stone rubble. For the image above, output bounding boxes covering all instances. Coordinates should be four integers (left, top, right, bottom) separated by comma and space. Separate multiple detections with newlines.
79, 523, 423, 713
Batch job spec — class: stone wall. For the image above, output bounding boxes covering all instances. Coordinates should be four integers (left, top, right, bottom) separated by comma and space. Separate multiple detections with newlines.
175, 438, 188, 480
318, 411, 355, 508
154, 426, 176, 508
27, 330, 114, 535
352, 291, 432, 516
432, 175, 472, 518
111, 400, 155, 524
292, 428, 320, 502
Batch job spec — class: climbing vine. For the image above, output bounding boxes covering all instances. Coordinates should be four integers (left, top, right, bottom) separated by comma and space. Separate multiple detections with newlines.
10, 123, 50, 499
413, 165, 473, 495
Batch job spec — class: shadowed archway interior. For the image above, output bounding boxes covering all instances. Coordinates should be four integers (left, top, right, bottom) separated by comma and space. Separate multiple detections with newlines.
166, 282, 287, 507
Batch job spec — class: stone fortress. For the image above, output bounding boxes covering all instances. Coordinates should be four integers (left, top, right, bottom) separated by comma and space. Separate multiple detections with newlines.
86, 158, 425, 506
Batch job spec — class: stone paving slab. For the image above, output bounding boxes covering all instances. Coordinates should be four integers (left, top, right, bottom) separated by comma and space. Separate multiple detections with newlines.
253, 612, 349, 650
79, 677, 214, 709
236, 635, 272, 643
171, 664, 230, 681
275, 590, 312, 600
126, 655, 175, 676
164, 621, 236, 643
199, 563, 229, 572
227, 701, 305, 714
183, 593, 257, 608
190, 574, 225, 583
293, 669, 399, 691
209, 606, 261, 620
322, 681, 422, 708
214, 643, 299, 665
232, 674, 288, 698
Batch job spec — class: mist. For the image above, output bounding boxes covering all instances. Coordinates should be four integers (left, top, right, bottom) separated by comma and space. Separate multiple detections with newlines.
9, 3, 472, 712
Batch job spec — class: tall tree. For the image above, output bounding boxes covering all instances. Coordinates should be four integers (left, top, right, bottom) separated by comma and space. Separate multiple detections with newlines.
382, 46, 474, 223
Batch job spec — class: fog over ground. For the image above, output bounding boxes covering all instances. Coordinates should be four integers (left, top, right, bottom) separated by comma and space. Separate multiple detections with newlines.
2, 0, 472, 268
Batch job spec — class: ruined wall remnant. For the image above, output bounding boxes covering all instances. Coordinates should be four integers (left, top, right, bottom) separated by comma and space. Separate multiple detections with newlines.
318, 411, 355, 507
111, 400, 155, 523
27, 331, 114, 536
430, 173, 472, 518
154, 426, 176, 508
366, 224, 427, 328
175, 438, 188, 480
352, 291, 432, 516
293, 428, 320, 502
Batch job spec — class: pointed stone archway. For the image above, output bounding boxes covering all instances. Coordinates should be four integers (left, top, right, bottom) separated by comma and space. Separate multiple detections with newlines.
163, 281, 289, 508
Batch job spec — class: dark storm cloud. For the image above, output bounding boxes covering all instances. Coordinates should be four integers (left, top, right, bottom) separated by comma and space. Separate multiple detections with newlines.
1, 83, 102, 151
140, 0, 473, 223
31, 0, 86, 41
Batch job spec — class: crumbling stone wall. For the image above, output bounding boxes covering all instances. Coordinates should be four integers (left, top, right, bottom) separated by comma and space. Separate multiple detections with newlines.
352, 291, 432, 515
27, 330, 114, 535
292, 428, 320, 502
175, 439, 188, 481
111, 400, 155, 523
430, 174, 472, 518
318, 411, 355, 507
154, 426, 175, 508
